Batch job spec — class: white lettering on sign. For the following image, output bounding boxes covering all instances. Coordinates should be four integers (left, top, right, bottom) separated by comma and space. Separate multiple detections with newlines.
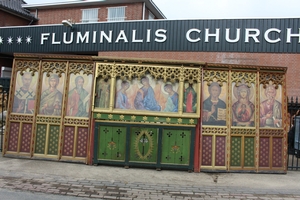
264, 28, 281, 43
225, 28, 240, 43
155, 29, 167, 42
186, 28, 201, 42
38, 28, 300, 47
287, 28, 300, 43
205, 28, 220, 43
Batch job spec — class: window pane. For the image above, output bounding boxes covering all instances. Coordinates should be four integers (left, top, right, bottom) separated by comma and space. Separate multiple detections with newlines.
82, 8, 98, 23
108, 7, 125, 21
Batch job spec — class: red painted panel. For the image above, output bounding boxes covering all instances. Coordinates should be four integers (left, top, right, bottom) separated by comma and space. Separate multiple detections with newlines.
8, 122, 20, 152
202, 136, 212, 166
63, 126, 75, 157
259, 137, 270, 167
272, 138, 283, 168
76, 127, 88, 157
20, 123, 32, 153
215, 136, 226, 166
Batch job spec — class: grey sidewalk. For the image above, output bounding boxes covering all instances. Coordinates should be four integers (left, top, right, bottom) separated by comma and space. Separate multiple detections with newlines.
0, 156, 300, 199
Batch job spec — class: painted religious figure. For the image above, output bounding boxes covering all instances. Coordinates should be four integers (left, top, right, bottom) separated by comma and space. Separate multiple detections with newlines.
232, 84, 255, 127
115, 80, 131, 109
94, 78, 110, 108
134, 76, 161, 111
260, 84, 282, 127
163, 83, 178, 112
12, 72, 37, 114
66, 75, 91, 117
202, 82, 226, 126
39, 73, 64, 116
183, 83, 197, 113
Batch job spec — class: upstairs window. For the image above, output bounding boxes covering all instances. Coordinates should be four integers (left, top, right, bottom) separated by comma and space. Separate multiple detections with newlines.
107, 6, 126, 21
148, 11, 155, 20
82, 8, 99, 23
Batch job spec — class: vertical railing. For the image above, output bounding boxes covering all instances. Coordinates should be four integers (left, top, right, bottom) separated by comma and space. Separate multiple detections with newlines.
0, 77, 10, 152
287, 96, 300, 170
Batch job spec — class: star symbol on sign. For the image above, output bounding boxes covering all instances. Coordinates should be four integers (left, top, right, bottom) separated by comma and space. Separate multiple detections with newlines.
16, 36, 22, 44
26, 36, 32, 44
0, 36, 3, 44
7, 36, 13, 45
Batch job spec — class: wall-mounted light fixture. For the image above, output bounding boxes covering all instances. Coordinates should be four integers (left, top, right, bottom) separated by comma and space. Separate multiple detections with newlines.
62, 19, 75, 29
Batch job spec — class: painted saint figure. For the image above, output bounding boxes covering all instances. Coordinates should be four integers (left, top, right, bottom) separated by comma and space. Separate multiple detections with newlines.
260, 84, 282, 127
202, 82, 226, 126
13, 72, 36, 114
39, 74, 63, 116
134, 77, 161, 111
115, 81, 131, 109
232, 84, 255, 127
163, 84, 178, 112
67, 76, 90, 117
183, 83, 197, 113
95, 79, 110, 108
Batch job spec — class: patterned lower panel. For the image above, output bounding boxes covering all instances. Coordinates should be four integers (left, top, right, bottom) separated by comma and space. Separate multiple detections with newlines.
230, 137, 241, 167
35, 124, 47, 154
201, 136, 212, 166
63, 126, 75, 157
272, 138, 283, 167
20, 123, 32, 153
259, 137, 270, 167
48, 125, 59, 155
244, 137, 255, 167
215, 136, 226, 166
76, 127, 88, 158
8, 122, 20, 152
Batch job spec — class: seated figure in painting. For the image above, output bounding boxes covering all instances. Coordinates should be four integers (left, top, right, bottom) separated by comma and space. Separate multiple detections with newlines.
115, 81, 131, 109
39, 74, 63, 116
202, 82, 226, 126
260, 84, 282, 127
232, 84, 255, 127
134, 77, 161, 111
163, 84, 178, 112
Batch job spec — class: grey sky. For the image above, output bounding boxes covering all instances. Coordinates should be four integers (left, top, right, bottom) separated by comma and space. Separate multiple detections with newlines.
24, 0, 300, 20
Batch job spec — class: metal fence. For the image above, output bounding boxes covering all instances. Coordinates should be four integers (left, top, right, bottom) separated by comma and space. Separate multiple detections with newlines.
0, 78, 10, 153
287, 96, 300, 170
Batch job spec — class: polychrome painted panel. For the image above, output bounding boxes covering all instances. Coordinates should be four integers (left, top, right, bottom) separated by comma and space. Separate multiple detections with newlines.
114, 75, 179, 112
202, 81, 227, 126
66, 73, 93, 117
8, 122, 20, 152
260, 84, 282, 128
161, 129, 191, 165
183, 82, 198, 114
12, 71, 38, 114
98, 126, 126, 161
94, 78, 111, 109
39, 73, 65, 116
232, 83, 255, 127
130, 127, 158, 163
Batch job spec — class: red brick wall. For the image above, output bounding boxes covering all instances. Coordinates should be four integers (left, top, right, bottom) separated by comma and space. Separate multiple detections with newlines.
32, 3, 144, 25
98, 51, 299, 97
0, 10, 31, 26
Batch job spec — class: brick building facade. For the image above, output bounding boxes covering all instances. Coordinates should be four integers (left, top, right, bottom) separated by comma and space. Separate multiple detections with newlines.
98, 51, 300, 97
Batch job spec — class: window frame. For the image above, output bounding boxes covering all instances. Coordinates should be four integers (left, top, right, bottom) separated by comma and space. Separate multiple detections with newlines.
81, 8, 100, 23
107, 6, 126, 21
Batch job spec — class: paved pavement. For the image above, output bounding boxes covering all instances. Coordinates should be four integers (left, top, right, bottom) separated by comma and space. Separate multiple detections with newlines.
0, 155, 300, 199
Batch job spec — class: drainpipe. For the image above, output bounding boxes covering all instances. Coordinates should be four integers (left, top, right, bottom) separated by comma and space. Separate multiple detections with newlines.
142, 2, 145, 20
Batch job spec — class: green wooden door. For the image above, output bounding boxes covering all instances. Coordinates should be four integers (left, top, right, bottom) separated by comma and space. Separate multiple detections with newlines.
161, 129, 191, 165
129, 127, 158, 163
98, 126, 126, 161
